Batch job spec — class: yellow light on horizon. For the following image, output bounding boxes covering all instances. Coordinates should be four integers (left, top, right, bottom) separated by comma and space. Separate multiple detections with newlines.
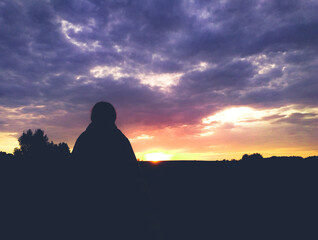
0, 132, 19, 154
144, 152, 173, 161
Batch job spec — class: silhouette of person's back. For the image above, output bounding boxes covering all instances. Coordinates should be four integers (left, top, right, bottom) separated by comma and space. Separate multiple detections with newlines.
71, 102, 148, 239
72, 102, 139, 177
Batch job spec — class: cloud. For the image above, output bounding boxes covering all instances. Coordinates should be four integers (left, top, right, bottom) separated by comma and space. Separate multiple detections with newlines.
274, 112, 318, 126
0, 0, 317, 156
131, 134, 154, 142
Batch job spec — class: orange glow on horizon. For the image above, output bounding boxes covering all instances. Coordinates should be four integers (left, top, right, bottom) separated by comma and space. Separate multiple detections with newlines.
150, 160, 161, 164
1, 105, 317, 160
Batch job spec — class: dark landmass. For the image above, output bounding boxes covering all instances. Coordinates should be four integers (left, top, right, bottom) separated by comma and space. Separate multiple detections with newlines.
1, 155, 318, 239
1, 129, 318, 239
140, 157, 318, 239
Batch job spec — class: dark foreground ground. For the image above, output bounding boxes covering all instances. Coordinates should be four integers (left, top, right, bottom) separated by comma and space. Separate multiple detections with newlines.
1, 157, 318, 239
140, 158, 318, 240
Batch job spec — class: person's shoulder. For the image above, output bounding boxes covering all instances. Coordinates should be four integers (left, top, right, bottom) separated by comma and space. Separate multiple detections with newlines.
76, 130, 89, 142
114, 128, 127, 139
73, 129, 92, 150
114, 128, 132, 144
72, 130, 89, 159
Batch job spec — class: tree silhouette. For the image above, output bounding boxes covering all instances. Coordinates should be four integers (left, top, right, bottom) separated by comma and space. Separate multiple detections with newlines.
0, 151, 14, 161
14, 129, 70, 161
241, 153, 263, 161
17, 129, 48, 156
50, 142, 70, 160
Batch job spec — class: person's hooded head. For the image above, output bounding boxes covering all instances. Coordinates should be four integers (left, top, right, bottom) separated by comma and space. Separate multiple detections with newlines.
91, 101, 117, 126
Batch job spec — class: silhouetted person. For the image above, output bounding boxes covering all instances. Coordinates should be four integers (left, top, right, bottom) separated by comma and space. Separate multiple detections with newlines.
72, 102, 137, 167
71, 102, 149, 239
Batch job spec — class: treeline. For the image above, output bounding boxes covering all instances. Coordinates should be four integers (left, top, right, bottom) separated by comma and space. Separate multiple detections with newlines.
239, 152, 318, 162
0, 129, 70, 161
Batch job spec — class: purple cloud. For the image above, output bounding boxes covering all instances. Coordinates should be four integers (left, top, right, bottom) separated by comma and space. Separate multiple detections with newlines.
0, 0, 317, 150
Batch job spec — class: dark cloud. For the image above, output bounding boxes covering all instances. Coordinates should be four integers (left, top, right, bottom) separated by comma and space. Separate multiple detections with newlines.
151, 59, 184, 73
274, 113, 318, 127
177, 59, 255, 93
0, 0, 317, 142
262, 114, 286, 121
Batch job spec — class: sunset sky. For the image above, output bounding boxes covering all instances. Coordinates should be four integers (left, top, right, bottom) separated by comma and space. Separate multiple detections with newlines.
0, 0, 317, 160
